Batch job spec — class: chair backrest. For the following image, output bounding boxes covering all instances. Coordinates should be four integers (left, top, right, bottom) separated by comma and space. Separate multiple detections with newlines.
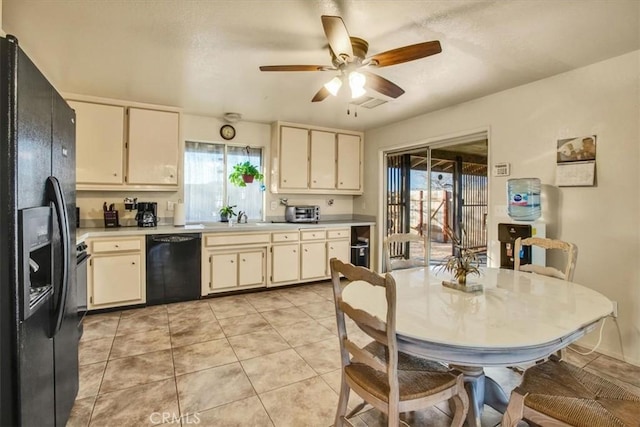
330, 258, 400, 399
384, 233, 427, 272
514, 237, 578, 281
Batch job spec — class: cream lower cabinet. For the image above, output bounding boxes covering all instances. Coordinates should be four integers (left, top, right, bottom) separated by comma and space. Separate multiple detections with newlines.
208, 249, 266, 292
201, 232, 269, 295
87, 236, 145, 310
327, 228, 351, 274
270, 231, 300, 286
300, 230, 327, 280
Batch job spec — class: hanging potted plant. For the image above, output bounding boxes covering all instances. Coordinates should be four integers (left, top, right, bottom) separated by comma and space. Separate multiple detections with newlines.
218, 204, 237, 222
229, 161, 264, 187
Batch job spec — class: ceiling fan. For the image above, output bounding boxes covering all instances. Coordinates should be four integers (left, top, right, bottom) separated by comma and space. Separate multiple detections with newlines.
259, 15, 442, 103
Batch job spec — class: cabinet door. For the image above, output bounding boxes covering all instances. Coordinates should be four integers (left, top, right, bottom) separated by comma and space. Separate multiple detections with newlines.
279, 126, 308, 189
91, 254, 142, 306
327, 239, 351, 276
337, 134, 361, 190
238, 250, 265, 286
210, 253, 238, 290
127, 108, 179, 185
271, 244, 299, 283
310, 130, 336, 189
68, 101, 124, 184
301, 242, 327, 280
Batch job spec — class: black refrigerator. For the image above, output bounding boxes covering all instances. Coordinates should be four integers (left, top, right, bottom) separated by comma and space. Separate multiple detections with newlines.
0, 35, 79, 426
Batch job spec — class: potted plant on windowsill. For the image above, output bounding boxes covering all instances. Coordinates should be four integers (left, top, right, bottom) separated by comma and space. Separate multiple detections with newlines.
219, 205, 237, 222
437, 224, 482, 292
229, 161, 264, 187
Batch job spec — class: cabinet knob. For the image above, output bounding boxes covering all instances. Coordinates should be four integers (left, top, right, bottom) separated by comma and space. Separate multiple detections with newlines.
115, 244, 119, 248
340, 182, 343, 185
283, 179, 287, 183
242, 258, 246, 262
293, 249, 296, 253
284, 236, 288, 239
131, 262, 135, 265
304, 249, 308, 252
231, 260, 234, 263
313, 180, 316, 183
113, 173, 118, 176
170, 174, 174, 178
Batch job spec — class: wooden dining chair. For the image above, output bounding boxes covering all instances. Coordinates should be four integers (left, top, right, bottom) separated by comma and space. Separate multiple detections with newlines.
502, 354, 640, 427
513, 237, 578, 281
329, 258, 468, 427
384, 233, 428, 272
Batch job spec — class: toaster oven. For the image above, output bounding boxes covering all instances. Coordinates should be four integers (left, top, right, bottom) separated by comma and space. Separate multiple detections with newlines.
285, 205, 319, 223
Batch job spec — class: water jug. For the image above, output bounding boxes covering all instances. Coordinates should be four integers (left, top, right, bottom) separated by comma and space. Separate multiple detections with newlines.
507, 178, 541, 221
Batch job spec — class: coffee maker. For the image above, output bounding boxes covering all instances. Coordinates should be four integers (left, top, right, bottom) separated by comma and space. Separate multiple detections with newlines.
135, 202, 158, 227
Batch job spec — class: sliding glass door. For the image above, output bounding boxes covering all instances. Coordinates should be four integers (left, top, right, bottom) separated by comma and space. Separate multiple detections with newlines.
384, 137, 488, 270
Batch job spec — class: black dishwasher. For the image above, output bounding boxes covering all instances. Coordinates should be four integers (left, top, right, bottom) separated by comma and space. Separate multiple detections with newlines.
146, 234, 201, 305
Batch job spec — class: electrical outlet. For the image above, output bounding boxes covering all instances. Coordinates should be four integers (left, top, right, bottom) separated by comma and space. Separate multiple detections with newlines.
612, 301, 618, 318
270, 201, 278, 211
167, 201, 175, 211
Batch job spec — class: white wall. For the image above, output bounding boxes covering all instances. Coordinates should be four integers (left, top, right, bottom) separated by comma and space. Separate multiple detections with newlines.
361, 51, 640, 366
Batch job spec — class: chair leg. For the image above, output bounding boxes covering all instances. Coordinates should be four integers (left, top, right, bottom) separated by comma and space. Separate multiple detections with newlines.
501, 389, 525, 427
334, 375, 351, 427
450, 376, 470, 427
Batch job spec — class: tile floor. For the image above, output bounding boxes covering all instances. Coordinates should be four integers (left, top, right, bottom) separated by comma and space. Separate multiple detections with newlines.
68, 281, 640, 427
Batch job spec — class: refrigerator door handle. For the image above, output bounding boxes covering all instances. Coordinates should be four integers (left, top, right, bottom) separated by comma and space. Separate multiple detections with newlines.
46, 176, 70, 337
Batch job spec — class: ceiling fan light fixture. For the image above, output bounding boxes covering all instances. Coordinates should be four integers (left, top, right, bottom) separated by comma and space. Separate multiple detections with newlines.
349, 71, 366, 98
324, 76, 343, 96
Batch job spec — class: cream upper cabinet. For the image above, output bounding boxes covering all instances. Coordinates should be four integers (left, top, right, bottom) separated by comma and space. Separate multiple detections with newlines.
279, 126, 309, 189
68, 101, 124, 185
271, 122, 363, 195
310, 130, 336, 189
127, 108, 179, 185
337, 133, 362, 191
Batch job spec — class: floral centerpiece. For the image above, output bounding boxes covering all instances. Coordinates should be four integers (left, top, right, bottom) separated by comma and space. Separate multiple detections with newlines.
437, 224, 483, 292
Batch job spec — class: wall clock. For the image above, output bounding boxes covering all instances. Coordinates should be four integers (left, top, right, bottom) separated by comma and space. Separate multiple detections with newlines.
220, 124, 236, 140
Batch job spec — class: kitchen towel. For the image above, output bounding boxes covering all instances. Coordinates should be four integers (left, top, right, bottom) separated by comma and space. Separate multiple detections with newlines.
173, 203, 185, 226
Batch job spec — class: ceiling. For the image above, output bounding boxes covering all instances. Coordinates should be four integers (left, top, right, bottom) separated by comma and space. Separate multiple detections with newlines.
3, 1, 638, 131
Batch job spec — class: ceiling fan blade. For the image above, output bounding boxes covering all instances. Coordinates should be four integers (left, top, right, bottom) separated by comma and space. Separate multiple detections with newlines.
311, 86, 331, 103
259, 65, 332, 72
369, 41, 442, 68
321, 15, 353, 61
361, 71, 405, 98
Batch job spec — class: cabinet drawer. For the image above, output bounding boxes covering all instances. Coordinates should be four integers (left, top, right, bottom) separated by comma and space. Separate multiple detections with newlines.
205, 233, 270, 247
327, 228, 350, 239
91, 239, 141, 253
271, 232, 299, 243
301, 230, 326, 241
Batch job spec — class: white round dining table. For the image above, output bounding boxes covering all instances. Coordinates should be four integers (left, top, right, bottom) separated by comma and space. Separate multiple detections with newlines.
341, 267, 613, 427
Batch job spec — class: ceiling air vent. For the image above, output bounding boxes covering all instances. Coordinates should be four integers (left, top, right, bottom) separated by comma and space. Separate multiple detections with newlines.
350, 96, 387, 109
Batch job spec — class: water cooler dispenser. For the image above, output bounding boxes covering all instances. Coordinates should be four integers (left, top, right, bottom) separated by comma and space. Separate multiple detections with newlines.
498, 222, 546, 269
499, 177, 546, 269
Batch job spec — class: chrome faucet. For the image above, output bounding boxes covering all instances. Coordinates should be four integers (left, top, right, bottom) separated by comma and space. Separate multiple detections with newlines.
237, 211, 248, 224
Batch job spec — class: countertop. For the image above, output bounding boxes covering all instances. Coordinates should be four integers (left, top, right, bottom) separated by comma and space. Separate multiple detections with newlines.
77, 219, 375, 241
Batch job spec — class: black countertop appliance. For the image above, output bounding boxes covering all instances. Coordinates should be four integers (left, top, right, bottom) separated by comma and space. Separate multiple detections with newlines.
0, 35, 79, 426
136, 201, 157, 227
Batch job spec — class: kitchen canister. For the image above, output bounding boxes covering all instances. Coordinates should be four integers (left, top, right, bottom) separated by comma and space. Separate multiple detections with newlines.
507, 178, 541, 221
173, 202, 186, 226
